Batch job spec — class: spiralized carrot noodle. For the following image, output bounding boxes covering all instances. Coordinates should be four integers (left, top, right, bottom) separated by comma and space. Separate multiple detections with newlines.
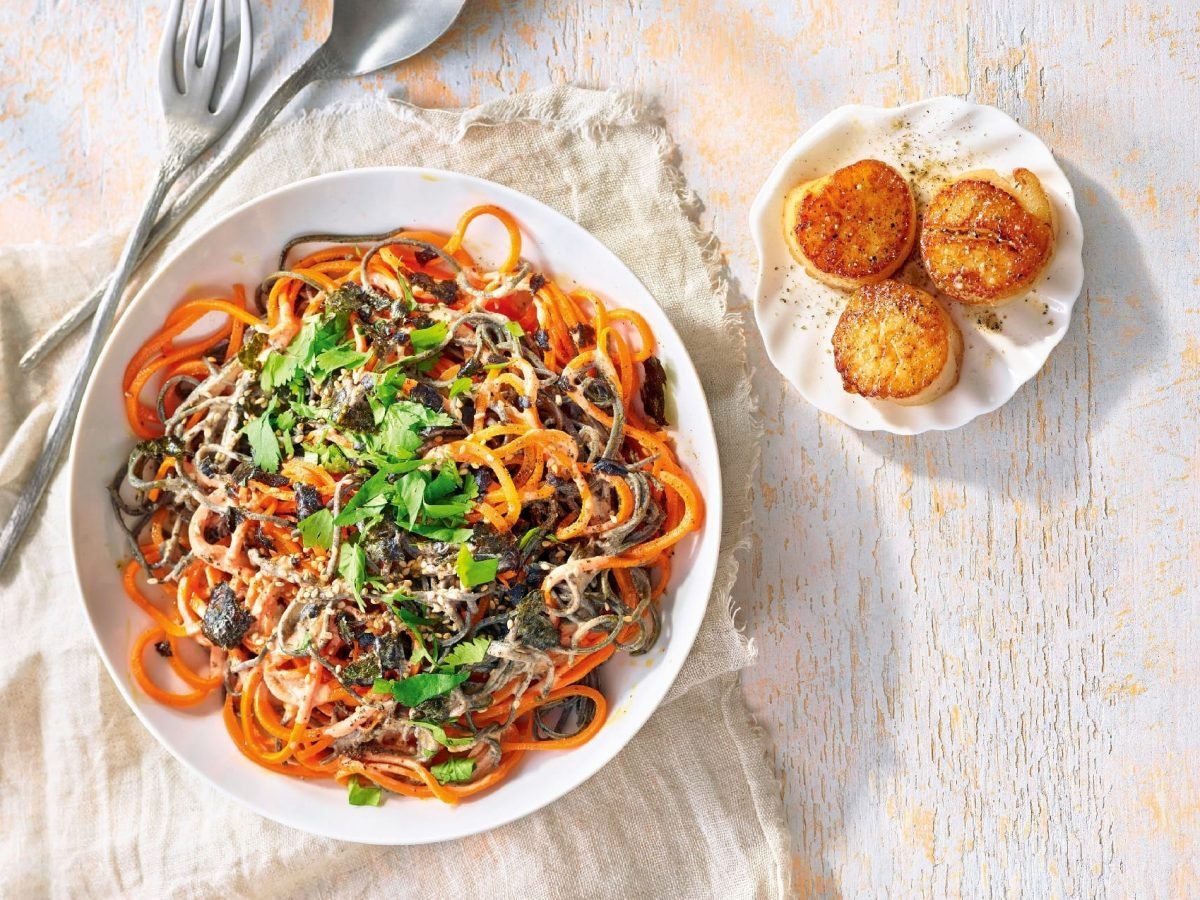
111, 204, 702, 804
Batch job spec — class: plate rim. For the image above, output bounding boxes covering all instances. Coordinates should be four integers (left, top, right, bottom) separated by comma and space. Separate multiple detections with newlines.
748, 95, 1086, 434
66, 164, 723, 844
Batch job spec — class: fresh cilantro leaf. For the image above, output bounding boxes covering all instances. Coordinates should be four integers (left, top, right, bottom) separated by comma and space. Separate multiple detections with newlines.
395, 274, 415, 311
259, 351, 294, 393
448, 377, 471, 400
338, 541, 366, 608
372, 671, 469, 707
395, 471, 427, 529
430, 758, 475, 784
456, 544, 499, 589
440, 637, 491, 669
410, 321, 448, 353
403, 400, 454, 429
372, 401, 452, 460
334, 471, 392, 526
504, 321, 525, 338
308, 310, 351, 369
379, 590, 417, 620
275, 409, 296, 431
260, 320, 317, 391
319, 442, 350, 474
396, 606, 433, 668
518, 526, 544, 551
422, 497, 473, 519
313, 345, 369, 380
374, 367, 406, 406
297, 509, 333, 550
290, 400, 329, 421
425, 464, 461, 501
346, 776, 382, 807
242, 397, 281, 472
407, 523, 474, 543
410, 720, 474, 749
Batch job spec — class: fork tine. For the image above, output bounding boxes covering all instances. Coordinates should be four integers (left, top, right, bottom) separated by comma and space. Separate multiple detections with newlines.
192, 0, 225, 108
218, 0, 254, 113
156, 0, 185, 94
182, 0, 207, 93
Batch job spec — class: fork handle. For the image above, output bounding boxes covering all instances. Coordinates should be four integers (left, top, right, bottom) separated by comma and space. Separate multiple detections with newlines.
0, 160, 184, 575
18, 49, 329, 372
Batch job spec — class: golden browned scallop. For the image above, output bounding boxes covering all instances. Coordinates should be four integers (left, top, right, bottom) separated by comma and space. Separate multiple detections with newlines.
832, 280, 963, 406
782, 159, 917, 290
920, 168, 1055, 305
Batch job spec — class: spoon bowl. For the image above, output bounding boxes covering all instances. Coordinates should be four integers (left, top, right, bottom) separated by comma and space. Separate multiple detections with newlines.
18, 0, 470, 372
324, 0, 467, 77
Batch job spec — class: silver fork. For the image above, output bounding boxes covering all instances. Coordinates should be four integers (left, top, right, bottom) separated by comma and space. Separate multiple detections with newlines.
0, 0, 252, 575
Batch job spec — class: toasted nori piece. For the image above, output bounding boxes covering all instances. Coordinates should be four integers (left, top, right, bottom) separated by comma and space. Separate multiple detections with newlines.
411, 692, 455, 721
409, 382, 443, 413
237, 331, 267, 371
533, 328, 551, 351
234, 463, 288, 488
362, 520, 405, 569
472, 526, 519, 573
409, 272, 459, 304
134, 436, 184, 459
331, 381, 377, 433
201, 583, 253, 649
472, 467, 495, 493
375, 633, 407, 672
513, 593, 560, 650
571, 323, 595, 349
336, 612, 356, 644
342, 654, 381, 686
592, 458, 628, 476
325, 282, 389, 318
640, 355, 668, 426
293, 483, 323, 521
528, 273, 546, 294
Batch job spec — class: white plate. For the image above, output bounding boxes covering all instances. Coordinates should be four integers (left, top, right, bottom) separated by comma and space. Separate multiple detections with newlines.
67, 167, 721, 844
749, 97, 1085, 433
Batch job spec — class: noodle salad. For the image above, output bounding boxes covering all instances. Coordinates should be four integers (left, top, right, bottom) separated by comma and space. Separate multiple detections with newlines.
111, 205, 703, 805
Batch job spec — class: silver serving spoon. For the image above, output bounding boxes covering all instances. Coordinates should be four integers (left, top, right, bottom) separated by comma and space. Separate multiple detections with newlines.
19, 0, 467, 371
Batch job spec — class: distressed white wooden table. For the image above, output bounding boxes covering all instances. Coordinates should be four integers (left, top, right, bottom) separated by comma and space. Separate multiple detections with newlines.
4, 2, 1197, 896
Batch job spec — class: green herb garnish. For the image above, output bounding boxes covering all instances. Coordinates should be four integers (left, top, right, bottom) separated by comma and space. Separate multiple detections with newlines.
440, 636, 491, 669
411, 720, 474, 749
346, 776, 382, 806
410, 321, 449, 353
456, 544, 499, 589
241, 397, 281, 473
297, 509, 334, 550
337, 541, 366, 608
372, 671, 470, 707
431, 758, 475, 784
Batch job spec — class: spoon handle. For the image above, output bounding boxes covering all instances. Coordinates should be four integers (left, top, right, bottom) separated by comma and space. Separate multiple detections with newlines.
0, 163, 180, 574
18, 49, 329, 372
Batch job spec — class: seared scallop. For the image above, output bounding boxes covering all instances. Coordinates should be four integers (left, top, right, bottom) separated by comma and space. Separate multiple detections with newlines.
782, 159, 917, 290
832, 280, 963, 406
920, 168, 1055, 305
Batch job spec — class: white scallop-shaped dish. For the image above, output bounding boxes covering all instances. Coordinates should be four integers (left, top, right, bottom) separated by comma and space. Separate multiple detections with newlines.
749, 97, 1085, 433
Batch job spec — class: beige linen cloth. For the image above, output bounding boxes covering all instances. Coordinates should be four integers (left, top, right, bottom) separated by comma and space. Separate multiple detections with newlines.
0, 87, 789, 898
